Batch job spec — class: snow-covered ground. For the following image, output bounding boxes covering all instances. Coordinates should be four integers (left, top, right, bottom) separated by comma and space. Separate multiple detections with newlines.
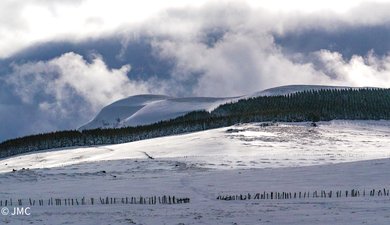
4, 120, 390, 172
1, 120, 390, 224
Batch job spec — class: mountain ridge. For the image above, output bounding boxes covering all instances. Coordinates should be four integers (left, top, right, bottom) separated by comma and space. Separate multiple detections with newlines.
80, 84, 363, 130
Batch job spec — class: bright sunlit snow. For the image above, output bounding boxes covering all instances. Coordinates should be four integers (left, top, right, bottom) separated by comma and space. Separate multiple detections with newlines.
3, 120, 390, 172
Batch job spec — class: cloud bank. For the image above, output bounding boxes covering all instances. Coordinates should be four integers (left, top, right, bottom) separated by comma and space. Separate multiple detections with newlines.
4, 53, 156, 138
7, 53, 149, 113
2, 1, 390, 141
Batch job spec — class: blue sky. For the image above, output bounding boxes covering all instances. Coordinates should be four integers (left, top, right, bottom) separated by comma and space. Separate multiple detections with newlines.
1, 0, 390, 141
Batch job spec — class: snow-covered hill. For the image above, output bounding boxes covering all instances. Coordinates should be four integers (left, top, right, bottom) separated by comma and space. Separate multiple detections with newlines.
79, 95, 239, 130
1, 120, 390, 224
80, 85, 360, 130
4, 120, 390, 172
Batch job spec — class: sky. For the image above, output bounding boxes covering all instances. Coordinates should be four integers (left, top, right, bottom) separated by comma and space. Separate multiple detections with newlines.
1, 0, 390, 141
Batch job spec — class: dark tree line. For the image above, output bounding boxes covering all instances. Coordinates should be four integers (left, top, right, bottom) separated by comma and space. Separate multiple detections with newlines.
1, 88, 390, 158
212, 88, 390, 121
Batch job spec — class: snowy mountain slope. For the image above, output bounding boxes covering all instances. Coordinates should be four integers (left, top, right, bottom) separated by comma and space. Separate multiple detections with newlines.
80, 94, 170, 130
1, 121, 390, 224
4, 120, 390, 172
80, 85, 367, 130
121, 97, 237, 127
80, 95, 239, 130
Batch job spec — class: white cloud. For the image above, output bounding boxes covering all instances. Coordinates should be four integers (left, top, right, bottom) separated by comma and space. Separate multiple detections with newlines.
0, 0, 213, 58
6, 52, 151, 120
250, 0, 390, 13
146, 5, 336, 96
316, 50, 390, 87
5, 1, 390, 101
145, 3, 390, 96
153, 30, 337, 97
1, 0, 390, 58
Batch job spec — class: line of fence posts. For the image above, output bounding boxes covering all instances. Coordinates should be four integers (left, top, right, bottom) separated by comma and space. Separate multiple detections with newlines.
0, 195, 190, 207
217, 188, 390, 201
2, 188, 388, 207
